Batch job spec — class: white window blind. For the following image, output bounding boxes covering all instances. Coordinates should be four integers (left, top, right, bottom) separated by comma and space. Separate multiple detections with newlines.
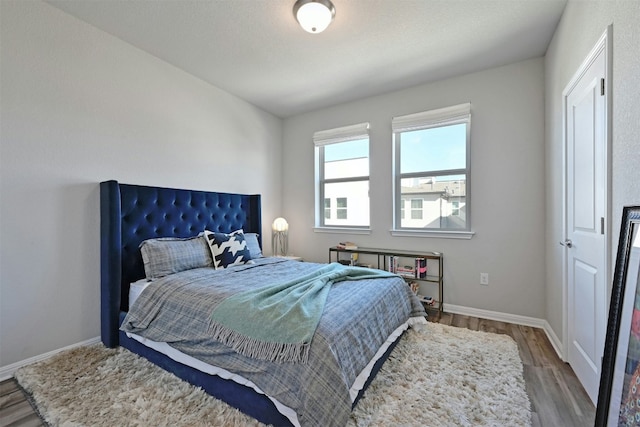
392, 103, 470, 133
313, 122, 370, 146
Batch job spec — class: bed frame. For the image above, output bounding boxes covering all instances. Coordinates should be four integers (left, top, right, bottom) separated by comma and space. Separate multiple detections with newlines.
100, 180, 399, 425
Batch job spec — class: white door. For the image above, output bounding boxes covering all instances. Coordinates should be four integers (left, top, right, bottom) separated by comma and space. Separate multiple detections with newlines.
563, 29, 610, 405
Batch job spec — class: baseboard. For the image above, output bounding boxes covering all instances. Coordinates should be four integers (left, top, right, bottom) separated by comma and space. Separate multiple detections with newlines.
443, 303, 565, 360
0, 336, 101, 381
542, 320, 565, 361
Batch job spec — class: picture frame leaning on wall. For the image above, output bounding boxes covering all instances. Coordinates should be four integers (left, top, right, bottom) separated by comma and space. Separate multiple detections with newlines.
595, 206, 640, 426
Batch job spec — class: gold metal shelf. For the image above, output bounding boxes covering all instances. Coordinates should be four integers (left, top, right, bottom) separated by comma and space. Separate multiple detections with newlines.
329, 246, 444, 314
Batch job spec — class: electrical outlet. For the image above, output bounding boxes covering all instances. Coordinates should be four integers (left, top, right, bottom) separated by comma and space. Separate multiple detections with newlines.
480, 273, 489, 285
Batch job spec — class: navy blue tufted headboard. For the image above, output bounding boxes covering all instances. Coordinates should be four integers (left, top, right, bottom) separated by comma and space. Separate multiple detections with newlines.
100, 180, 262, 347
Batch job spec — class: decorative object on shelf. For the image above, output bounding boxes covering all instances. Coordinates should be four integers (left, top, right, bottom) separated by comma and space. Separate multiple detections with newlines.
271, 217, 289, 256
293, 0, 335, 34
350, 252, 358, 266
408, 281, 419, 294
336, 241, 358, 250
420, 296, 435, 306
596, 206, 640, 425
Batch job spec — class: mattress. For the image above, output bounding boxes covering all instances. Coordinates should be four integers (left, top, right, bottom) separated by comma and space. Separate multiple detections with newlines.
126, 316, 426, 427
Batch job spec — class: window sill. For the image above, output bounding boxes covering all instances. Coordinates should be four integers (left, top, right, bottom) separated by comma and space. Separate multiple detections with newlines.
390, 229, 475, 239
313, 227, 372, 235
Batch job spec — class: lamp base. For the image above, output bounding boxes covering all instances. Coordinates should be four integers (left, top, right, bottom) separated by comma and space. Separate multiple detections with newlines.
272, 230, 288, 257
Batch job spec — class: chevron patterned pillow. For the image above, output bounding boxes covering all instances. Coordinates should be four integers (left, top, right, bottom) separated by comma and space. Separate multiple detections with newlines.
204, 229, 253, 269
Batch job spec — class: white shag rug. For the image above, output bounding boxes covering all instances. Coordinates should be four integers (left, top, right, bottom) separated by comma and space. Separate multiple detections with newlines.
15, 322, 531, 427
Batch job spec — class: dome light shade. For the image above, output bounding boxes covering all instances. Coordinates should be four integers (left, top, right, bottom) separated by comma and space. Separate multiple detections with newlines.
293, 0, 335, 34
272, 217, 289, 232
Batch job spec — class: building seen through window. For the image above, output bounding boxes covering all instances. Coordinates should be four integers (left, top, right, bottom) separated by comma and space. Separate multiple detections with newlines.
400, 176, 466, 228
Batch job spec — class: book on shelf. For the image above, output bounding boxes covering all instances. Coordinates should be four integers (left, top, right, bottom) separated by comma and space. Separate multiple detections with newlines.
386, 255, 399, 273
397, 264, 416, 278
414, 257, 427, 279
387, 256, 427, 279
336, 241, 358, 250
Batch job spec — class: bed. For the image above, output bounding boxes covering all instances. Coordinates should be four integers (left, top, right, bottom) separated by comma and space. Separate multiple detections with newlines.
100, 180, 426, 426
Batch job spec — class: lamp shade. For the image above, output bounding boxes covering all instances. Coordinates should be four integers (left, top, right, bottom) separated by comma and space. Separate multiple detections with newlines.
293, 0, 335, 34
272, 217, 289, 232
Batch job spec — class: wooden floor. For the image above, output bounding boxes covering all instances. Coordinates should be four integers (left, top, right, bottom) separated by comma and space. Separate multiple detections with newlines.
0, 313, 594, 427
0, 380, 43, 427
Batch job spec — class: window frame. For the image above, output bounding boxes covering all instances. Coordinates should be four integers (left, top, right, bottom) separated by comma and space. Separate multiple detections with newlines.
314, 122, 371, 232
391, 103, 474, 239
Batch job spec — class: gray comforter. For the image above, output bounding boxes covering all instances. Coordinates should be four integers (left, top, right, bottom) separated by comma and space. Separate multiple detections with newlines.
121, 258, 426, 427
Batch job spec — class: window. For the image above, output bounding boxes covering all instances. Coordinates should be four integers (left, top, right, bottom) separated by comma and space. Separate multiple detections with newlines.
315, 123, 370, 228
410, 199, 423, 219
392, 103, 471, 233
336, 197, 348, 219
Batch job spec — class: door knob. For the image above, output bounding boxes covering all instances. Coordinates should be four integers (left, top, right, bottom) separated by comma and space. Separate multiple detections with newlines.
559, 239, 573, 248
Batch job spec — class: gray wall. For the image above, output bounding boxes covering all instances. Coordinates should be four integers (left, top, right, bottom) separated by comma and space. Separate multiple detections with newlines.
282, 58, 546, 320
0, 1, 283, 368
544, 0, 640, 347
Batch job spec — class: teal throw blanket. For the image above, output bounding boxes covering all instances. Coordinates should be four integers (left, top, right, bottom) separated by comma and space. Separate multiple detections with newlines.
209, 263, 399, 363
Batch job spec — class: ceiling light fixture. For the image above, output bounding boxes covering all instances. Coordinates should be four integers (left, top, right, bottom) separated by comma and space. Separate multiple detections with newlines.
293, 0, 336, 34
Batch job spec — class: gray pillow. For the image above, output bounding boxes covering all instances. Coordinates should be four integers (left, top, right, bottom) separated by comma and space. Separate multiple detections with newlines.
139, 236, 213, 279
244, 233, 263, 258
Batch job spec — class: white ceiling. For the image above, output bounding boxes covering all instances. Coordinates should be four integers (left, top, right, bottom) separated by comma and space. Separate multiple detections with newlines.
46, 0, 567, 118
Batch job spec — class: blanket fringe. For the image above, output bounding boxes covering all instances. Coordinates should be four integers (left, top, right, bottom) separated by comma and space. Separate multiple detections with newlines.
208, 322, 311, 364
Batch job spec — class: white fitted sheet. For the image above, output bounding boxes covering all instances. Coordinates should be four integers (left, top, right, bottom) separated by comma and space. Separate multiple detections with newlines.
128, 279, 151, 309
